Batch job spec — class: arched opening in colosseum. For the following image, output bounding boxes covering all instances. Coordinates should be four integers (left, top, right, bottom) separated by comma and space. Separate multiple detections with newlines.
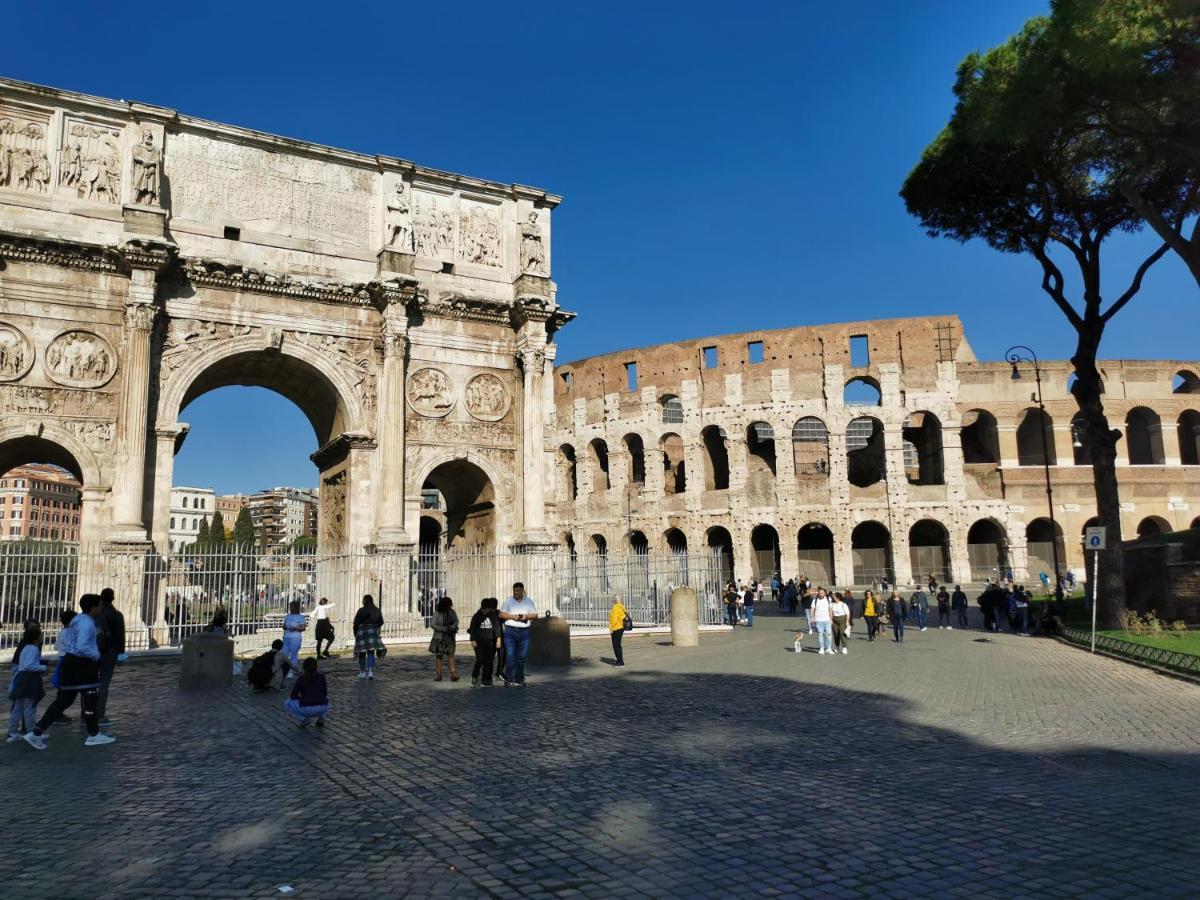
1136, 516, 1172, 538
419, 515, 443, 551
558, 444, 578, 500
706, 526, 734, 584
665, 528, 689, 583
701, 426, 730, 491
851, 521, 893, 585
1191, 516, 1200, 530
751, 524, 781, 582
1016, 408, 1056, 467
967, 519, 1009, 582
909, 519, 950, 584
628, 530, 649, 553
960, 409, 999, 464
660, 433, 687, 494
1126, 407, 1165, 465
422, 460, 495, 552
661, 394, 685, 424
791, 417, 829, 476
1178, 411, 1200, 466
590, 533, 609, 588
797, 523, 835, 585
846, 417, 885, 488
623, 434, 646, 485
746, 421, 777, 476
1173, 370, 1200, 394
1025, 518, 1065, 578
590, 439, 611, 492
665, 528, 688, 553
1070, 413, 1091, 465
844, 376, 882, 406
0, 437, 86, 544
902, 412, 945, 485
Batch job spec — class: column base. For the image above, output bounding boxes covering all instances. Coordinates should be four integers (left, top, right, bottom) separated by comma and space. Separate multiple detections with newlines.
367, 540, 417, 555
511, 533, 557, 551
106, 525, 150, 544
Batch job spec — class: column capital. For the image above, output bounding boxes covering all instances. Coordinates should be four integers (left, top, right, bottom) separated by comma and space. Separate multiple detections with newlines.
125, 299, 157, 331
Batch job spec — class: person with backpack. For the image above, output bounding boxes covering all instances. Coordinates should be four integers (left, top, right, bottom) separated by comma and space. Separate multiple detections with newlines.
742, 584, 756, 627
468, 597, 502, 686
95, 587, 125, 727
609, 593, 631, 667
936, 585, 951, 629
247, 639, 290, 691
284, 657, 328, 728
909, 586, 930, 631
7, 620, 46, 742
353, 594, 386, 680
888, 591, 909, 644
428, 596, 460, 682
23, 594, 114, 749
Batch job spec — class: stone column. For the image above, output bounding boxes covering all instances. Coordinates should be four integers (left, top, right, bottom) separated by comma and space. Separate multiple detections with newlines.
1051, 424, 1075, 467
374, 292, 412, 546
150, 424, 187, 551
517, 344, 552, 543
644, 448, 667, 497
891, 526, 914, 587
997, 423, 1020, 467
111, 242, 170, 541
1161, 417, 1182, 466
78, 487, 109, 548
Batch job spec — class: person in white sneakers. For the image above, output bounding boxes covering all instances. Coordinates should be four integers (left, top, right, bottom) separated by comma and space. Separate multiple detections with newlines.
353, 594, 385, 679
24, 594, 115, 749
810, 589, 834, 655
830, 593, 851, 655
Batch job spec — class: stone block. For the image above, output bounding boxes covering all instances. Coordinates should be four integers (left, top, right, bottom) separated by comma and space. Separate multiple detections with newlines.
179, 633, 234, 689
526, 616, 571, 666
376, 248, 415, 275
670, 587, 699, 647
122, 204, 168, 237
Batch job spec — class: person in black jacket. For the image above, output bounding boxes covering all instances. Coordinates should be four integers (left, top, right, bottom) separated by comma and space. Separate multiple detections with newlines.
887, 591, 908, 643
468, 597, 502, 687
95, 587, 125, 727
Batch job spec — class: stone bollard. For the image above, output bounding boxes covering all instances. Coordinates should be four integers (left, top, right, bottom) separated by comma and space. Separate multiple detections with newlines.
527, 615, 572, 667
179, 632, 234, 689
670, 587, 699, 647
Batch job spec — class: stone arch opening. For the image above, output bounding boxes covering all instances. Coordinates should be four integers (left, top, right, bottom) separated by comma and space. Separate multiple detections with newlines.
701, 425, 729, 491
1025, 518, 1064, 579
791, 416, 829, 477
960, 409, 1000, 464
1191, 516, 1200, 530
1179, 411, 1200, 466
1126, 407, 1165, 465
1173, 370, 1200, 394
1136, 516, 1172, 539
1017, 408, 1056, 467
421, 460, 495, 552
967, 519, 1009, 582
844, 376, 881, 406
628, 529, 649, 553
660, 394, 684, 424
706, 525, 734, 584
591, 533, 607, 555
0, 438, 86, 544
660, 433, 687, 495
908, 518, 950, 584
851, 521, 892, 585
797, 522, 834, 585
902, 412, 944, 485
558, 444, 578, 500
746, 421, 777, 477
665, 528, 688, 553
419, 515, 443, 551
589, 438, 610, 492
623, 433, 645, 485
846, 416, 885, 488
750, 523, 780, 582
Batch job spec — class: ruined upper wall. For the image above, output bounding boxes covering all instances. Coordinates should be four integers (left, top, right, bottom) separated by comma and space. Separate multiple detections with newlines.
555, 315, 972, 402
0, 78, 559, 296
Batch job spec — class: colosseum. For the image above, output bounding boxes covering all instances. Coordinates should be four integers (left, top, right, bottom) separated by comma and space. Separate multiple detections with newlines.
549, 315, 1200, 589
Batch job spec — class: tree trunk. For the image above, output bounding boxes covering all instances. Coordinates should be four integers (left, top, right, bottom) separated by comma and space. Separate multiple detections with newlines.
1070, 320, 1125, 629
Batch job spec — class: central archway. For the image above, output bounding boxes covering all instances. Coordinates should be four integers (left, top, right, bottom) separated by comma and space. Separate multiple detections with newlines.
422, 460, 496, 552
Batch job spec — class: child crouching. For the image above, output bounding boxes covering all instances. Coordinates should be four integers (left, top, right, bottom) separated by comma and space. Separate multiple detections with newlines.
284, 657, 328, 728
8, 620, 47, 741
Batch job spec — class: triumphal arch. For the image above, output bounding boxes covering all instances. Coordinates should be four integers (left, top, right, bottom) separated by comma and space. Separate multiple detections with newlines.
0, 77, 572, 564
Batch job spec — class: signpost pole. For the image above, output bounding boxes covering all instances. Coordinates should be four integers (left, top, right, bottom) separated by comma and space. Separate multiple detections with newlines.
1090, 548, 1099, 653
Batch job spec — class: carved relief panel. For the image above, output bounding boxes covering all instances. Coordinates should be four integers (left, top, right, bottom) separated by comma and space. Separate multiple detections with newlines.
464, 372, 511, 422
44, 330, 117, 388
0, 104, 52, 194
0, 322, 34, 382
407, 367, 455, 417
59, 117, 122, 204
412, 189, 455, 260
457, 199, 503, 268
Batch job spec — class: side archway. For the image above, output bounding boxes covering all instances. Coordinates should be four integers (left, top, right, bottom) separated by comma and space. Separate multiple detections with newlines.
967, 519, 1009, 582
797, 522, 835, 585
851, 521, 892, 585
908, 519, 950, 584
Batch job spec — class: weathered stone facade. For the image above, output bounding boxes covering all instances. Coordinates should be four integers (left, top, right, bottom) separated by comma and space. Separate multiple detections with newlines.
0, 78, 572, 567
551, 318, 1200, 587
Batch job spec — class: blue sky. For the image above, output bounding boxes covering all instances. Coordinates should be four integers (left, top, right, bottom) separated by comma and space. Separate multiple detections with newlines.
8, 1, 1197, 493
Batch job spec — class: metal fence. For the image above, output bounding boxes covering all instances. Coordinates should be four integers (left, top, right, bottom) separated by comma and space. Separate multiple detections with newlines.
0, 541, 726, 656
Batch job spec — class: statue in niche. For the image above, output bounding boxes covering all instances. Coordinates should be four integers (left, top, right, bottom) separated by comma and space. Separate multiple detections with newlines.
384, 182, 413, 251
520, 210, 547, 273
0, 120, 12, 186
131, 130, 161, 205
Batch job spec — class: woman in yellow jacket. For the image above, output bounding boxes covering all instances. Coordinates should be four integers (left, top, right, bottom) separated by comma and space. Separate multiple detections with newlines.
609, 594, 631, 667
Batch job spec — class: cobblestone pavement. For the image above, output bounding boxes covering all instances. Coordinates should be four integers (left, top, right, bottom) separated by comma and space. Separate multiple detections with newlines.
3, 612, 1200, 898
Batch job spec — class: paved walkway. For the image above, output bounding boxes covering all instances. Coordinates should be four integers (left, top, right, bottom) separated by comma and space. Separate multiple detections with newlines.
3, 613, 1199, 898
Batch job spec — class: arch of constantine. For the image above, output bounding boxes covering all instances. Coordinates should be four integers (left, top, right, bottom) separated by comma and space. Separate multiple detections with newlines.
550, 319, 1200, 587
0, 77, 570, 564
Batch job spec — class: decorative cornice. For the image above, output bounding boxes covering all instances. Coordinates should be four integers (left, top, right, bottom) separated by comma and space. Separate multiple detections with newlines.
122, 237, 176, 272
417, 294, 513, 326
310, 431, 378, 469
0, 230, 124, 274
182, 258, 375, 306
370, 275, 421, 311
511, 295, 557, 328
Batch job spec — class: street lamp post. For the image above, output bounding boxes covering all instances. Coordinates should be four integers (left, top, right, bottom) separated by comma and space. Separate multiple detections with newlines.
1007, 345, 1065, 610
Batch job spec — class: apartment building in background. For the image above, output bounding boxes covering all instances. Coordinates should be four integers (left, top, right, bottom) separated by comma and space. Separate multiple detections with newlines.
0, 464, 82, 542
168, 487, 217, 552
249, 487, 318, 549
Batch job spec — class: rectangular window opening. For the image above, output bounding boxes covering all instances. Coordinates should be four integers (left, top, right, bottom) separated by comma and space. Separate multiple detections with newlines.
849, 334, 869, 368
747, 340, 764, 364
625, 361, 638, 392
703, 346, 719, 369
223, 226, 241, 241
441, 261, 454, 274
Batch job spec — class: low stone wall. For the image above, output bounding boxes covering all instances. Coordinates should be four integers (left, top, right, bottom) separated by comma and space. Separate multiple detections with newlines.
1123, 538, 1200, 624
